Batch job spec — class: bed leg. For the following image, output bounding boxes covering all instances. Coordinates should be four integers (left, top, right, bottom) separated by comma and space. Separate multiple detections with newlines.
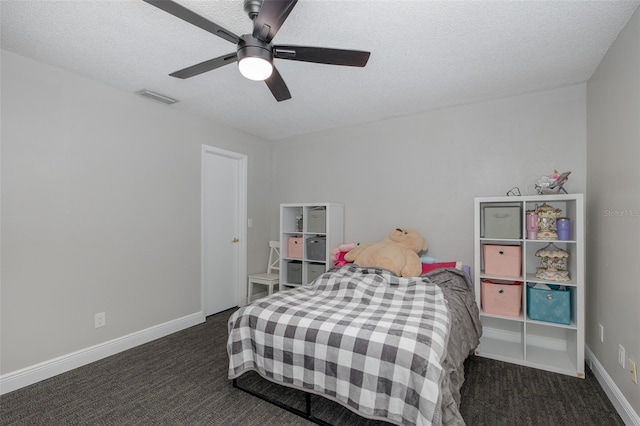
232, 377, 333, 426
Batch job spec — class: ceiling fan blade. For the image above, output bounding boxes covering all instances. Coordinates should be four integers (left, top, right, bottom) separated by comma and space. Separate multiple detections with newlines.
264, 66, 291, 102
143, 0, 240, 44
169, 53, 238, 79
252, 0, 298, 43
273, 45, 370, 67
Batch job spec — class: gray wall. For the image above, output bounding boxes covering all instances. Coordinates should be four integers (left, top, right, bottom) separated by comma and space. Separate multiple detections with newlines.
271, 85, 587, 267
586, 6, 640, 414
0, 50, 272, 374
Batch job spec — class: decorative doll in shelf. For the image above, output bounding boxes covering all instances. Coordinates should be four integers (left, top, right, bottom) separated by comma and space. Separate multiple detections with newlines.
535, 243, 570, 282
536, 203, 562, 240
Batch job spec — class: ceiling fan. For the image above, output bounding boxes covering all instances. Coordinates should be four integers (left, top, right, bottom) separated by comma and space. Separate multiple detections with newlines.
143, 0, 371, 102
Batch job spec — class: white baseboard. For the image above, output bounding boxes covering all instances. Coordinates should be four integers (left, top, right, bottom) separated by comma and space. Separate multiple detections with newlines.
586, 345, 640, 426
0, 312, 204, 395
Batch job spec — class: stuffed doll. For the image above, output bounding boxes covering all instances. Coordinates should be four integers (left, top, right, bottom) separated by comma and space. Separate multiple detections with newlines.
344, 228, 428, 277
331, 243, 358, 267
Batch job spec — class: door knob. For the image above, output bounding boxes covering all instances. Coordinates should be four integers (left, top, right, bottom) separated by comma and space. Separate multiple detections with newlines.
232, 237, 239, 243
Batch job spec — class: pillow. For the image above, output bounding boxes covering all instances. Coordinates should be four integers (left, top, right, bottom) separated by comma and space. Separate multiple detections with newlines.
421, 261, 462, 274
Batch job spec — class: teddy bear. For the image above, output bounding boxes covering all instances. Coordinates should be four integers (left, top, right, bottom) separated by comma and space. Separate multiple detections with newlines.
344, 228, 428, 277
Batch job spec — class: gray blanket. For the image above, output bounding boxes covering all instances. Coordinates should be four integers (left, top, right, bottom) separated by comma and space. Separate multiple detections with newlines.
422, 268, 482, 425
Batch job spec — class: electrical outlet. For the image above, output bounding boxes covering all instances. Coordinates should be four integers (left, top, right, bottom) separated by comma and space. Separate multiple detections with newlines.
94, 312, 106, 328
618, 345, 625, 368
630, 360, 638, 385
599, 324, 604, 342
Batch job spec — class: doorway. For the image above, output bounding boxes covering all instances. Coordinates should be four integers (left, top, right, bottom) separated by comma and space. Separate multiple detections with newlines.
201, 145, 247, 317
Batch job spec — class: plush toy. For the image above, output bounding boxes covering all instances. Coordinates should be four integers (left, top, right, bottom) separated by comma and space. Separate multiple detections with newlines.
344, 228, 428, 277
331, 243, 358, 267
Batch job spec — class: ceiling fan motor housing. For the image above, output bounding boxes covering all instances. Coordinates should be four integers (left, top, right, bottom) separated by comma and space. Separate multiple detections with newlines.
237, 34, 273, 63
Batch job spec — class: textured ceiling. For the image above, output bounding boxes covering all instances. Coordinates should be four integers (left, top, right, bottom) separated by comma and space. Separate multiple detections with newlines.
1, 0, 638, 140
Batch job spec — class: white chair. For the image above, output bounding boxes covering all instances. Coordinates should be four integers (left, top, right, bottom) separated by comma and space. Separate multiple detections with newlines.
247, 240, 280, 303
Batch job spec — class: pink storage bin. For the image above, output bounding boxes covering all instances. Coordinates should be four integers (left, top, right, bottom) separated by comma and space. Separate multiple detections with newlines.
484, 244, 522, 278
288, 237, 303, 259
481, 280, 522, 317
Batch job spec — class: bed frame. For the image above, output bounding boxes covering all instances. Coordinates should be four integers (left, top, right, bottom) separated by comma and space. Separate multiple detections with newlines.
233, 377, 333, 426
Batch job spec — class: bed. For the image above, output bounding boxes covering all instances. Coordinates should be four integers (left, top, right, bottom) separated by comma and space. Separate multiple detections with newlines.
227, 265, 481, 425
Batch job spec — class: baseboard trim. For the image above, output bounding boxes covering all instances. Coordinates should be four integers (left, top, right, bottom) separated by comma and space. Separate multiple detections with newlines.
0, 312, 204, 395
586, 345, 640, 426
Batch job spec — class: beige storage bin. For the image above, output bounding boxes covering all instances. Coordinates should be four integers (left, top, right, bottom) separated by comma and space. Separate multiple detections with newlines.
483, 205, 521, 239
307, 207, 326, 233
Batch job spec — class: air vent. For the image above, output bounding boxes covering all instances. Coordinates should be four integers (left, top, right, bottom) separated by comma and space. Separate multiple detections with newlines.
137, 89, 178, 105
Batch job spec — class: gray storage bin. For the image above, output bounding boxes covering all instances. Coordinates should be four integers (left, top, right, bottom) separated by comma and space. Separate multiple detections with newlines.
307, 207, 326, 233
482, 205, 521, 239
306, 236, 326, 261
287, 261, 302, 284
307, 263, 326, 283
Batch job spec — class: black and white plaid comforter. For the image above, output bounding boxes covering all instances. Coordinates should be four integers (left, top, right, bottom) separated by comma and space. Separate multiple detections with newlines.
227, 266, 453, 425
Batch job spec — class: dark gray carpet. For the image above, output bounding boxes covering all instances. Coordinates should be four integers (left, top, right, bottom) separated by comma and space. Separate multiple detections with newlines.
0, 308, 624, 425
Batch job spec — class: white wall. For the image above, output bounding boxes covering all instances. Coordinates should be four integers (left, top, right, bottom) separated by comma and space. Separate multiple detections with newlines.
586, 6, 640, 419
271, 85, 586, 267
0, 50, 272, 374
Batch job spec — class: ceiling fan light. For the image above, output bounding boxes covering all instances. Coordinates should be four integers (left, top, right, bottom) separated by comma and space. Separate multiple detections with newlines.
238, 56, 273, 81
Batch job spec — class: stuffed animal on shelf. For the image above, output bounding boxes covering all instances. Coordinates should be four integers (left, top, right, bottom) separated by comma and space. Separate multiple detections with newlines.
344, 228, 428, 277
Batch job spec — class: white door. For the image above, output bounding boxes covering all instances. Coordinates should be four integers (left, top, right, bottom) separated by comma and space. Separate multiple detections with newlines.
202, 146, 247, 317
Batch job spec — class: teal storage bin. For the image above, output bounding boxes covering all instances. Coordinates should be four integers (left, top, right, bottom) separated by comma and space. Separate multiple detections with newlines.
526, 284, 571, 325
